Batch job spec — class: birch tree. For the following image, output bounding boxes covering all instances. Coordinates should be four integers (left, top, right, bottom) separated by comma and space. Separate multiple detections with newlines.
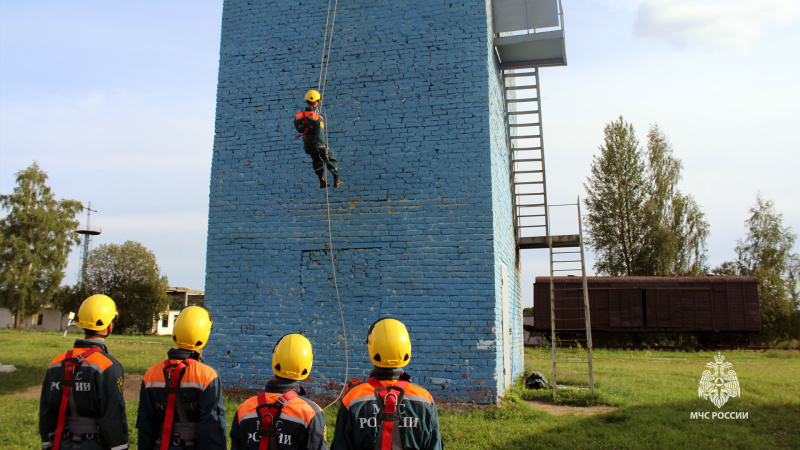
584, 118, 708, 276
0, 162, 83, 326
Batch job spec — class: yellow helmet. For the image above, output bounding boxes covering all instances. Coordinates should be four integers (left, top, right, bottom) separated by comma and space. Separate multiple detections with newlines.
367, 318, 411, 368
76, 295, 118, 331
172, 306, 213, 351
305, 89, 321, 102
272, 334, 313, 380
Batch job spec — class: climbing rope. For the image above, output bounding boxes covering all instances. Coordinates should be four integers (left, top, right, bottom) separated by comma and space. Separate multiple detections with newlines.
319, 0, 339, 104
320, 163, 348, 411
315, 0, 348, 411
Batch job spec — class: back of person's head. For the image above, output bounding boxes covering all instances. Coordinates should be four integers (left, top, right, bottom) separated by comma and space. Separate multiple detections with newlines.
76, 294, 118, 337
272, 333, 314, 381
172, 305, 213, 351
367, 318, 411, 368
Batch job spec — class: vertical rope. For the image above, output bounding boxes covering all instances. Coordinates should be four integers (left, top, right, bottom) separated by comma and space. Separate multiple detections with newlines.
321, 169, 348, 411
318, 0, 333, 91
314, 0, 347, 410
319, 0, 339, 104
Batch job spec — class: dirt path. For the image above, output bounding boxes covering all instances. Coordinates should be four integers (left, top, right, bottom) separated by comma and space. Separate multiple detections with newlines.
15, 374, 144, 402
524, 400, 616, 416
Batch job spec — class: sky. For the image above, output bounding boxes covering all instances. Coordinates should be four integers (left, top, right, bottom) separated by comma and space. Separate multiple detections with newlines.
1, 0, 798, 307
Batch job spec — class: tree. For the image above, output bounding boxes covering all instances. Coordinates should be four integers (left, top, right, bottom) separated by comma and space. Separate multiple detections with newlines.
81, 241, 170, 333
583, 117, 647, 275
640, 125, 709, 275
0, 162, 83, 327
583, 117, 709, 276
714, 195, 800, 343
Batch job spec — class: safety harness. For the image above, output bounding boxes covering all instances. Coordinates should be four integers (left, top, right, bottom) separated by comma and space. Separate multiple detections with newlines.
255, 389, 300, 450
52, 347, 103, 449
294, 110, 323, 139
368, 373, 411, 450
159, 358, 197, 450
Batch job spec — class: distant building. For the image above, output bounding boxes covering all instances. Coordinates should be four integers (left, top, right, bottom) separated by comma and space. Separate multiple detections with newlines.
0, 306, 72, 331
154, 287, 205, 335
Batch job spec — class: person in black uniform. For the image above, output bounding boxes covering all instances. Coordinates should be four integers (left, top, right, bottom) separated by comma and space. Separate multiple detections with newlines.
230, 333, 328, 449
294, 89, 343, 189
137, 305, 226, 449
39, 294, 129, 450
331, 318, 443, 450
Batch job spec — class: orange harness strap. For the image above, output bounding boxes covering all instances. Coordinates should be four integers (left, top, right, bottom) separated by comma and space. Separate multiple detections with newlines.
367, 375, 410, 450
256, 390, 300, 450
159, 358, 196, 450
294, 110, 323, 139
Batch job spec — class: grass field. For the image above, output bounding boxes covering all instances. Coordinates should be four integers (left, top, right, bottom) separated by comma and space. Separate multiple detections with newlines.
1, 329, 799, 449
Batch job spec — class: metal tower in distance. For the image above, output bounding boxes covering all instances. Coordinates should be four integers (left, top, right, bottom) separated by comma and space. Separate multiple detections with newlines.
75, 202, 101, 285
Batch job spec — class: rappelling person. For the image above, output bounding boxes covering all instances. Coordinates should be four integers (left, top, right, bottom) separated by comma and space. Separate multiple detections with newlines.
294, 89, 344, 189
331, 318, 443, 450
38, 294, 129, 450
137, 305, 226, 449
230, 333, 328, 450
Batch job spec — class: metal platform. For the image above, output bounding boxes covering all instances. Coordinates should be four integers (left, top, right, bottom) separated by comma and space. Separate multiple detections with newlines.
493, 0, 567, 69
519, 234, 580, 249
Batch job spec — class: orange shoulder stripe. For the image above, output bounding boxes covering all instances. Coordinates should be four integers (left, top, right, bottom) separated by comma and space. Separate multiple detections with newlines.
236, 393, 318, 426
182, 362, 218, 385
142, 360, 218, 389
236, 395, 263, 420
342, 382, 377, 408
49, 350, 114, 372
143, 360, 170, 383
402, 383, 434, 402
281, 398, 317, 425
342, 379, 433, 407
295, 111, 321, 121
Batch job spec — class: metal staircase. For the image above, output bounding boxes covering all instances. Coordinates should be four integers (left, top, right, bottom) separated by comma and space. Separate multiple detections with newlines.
503, 68, 548, 248
547, 200, 593, 395
495, 0, 588, 399
502, 70, 593, 396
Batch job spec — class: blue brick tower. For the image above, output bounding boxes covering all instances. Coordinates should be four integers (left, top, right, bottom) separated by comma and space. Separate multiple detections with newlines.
204, 0, 522, 403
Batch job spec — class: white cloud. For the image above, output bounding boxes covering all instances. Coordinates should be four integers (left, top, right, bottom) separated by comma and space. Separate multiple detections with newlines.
634, 0, 799, 51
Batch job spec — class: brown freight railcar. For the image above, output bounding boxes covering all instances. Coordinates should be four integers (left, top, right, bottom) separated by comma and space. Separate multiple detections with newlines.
533, 276, 761, 338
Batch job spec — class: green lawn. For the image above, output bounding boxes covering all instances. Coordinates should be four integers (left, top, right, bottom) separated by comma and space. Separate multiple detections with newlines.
1, 330, 798, 449
442, 348, 800, 449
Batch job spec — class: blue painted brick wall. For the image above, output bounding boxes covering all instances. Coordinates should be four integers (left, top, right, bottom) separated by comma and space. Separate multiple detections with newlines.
205, 0, 523, 403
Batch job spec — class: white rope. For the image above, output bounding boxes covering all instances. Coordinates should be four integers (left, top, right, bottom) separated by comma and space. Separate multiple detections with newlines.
314, 0, 348, 411
320, 163, 348, 411
319, 0, 339, 105
317, 0, 333, 91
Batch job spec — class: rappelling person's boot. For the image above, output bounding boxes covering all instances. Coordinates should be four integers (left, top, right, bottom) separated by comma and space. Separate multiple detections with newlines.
317, 170, 328, 188
333, 176, 344, 188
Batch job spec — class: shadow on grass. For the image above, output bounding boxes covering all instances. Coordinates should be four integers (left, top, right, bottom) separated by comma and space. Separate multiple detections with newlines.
488, 400, 800, 449
0, 363, 45, 396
